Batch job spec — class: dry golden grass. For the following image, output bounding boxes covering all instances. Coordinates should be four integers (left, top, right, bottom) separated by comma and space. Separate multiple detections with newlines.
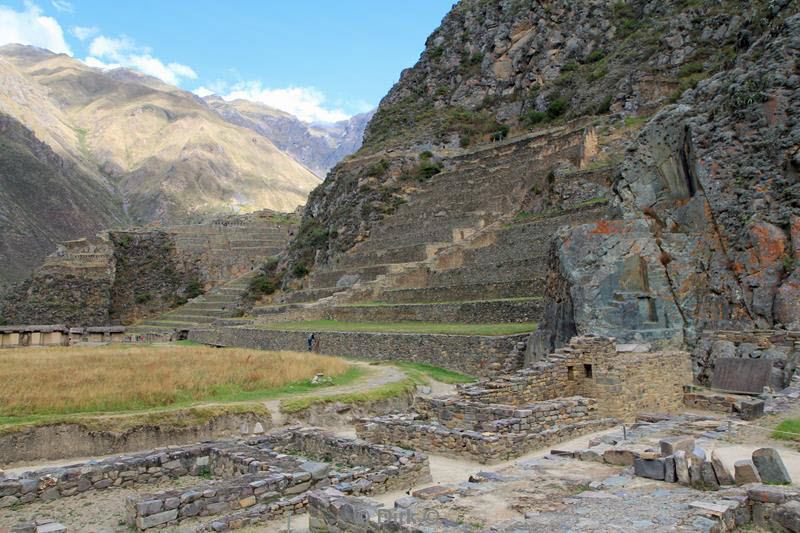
0, 344, 348, 416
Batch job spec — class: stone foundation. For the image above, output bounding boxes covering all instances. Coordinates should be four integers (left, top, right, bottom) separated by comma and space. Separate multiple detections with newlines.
307, 484, 800, 533
355, 412, 618, 464
2, 428, 430, 531
413, 396, 598, 433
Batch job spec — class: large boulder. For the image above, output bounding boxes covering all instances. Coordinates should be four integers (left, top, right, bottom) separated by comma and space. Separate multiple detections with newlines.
752, 448, 792, 485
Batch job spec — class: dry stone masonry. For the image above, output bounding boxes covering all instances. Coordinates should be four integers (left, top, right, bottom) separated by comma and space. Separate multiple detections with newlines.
189, 327, 528, 378
354, 335, 690, 463
1, 428, 430, 532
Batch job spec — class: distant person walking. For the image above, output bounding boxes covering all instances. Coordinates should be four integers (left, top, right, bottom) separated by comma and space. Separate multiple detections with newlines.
307, 333, 315, 351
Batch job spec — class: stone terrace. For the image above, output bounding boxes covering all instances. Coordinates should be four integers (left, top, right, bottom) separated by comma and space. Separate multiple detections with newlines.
257, 122, 614, 321
0, 428, 430, 532
182, 126, 619, 379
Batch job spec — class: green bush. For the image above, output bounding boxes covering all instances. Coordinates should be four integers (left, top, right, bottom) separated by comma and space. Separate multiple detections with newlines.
292, 263, 310, 278
588, 67, 607, 82
679, 61, 704, 77
597, 95, 613, 114
135, 293, 152, 304
417, 160, 443, 180
365, 158, 389, 176
547, 98, 568, 119
490, 124, 510, 141
419, 151, 433, 160
248, 273, 276, 296
561, 62, 579, 72
584, 50, 605, 64
523, 110, 548, 126
184, 280, 204, 299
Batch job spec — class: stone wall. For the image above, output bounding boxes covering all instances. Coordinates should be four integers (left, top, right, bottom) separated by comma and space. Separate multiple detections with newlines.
189, 327, 528, 377
458, 335, 692, 420
413, 396, 598, 434
2, 428, 430, 532
252, 299, 543, 325
328, 299, 543, 324
693, 330, 799, 390
355, 414, 617, 464
592, 349, 691, 420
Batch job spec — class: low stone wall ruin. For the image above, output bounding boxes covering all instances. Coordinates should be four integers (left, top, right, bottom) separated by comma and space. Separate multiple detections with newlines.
307, 483, 800, 533
355, 412, 618, 464
189, 327, 528, 377
413, 396, 597, 433
2, 428, 430, 531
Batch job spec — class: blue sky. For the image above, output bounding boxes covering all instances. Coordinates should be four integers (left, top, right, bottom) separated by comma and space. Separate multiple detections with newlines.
0, 0, 454, 122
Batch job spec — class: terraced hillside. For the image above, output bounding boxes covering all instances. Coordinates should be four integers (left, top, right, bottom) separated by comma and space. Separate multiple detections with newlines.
175, 118, 627, 375
177, 0, 799, 378
2, 211, 297, 327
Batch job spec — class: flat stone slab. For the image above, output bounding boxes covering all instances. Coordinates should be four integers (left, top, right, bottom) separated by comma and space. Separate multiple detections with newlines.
411, 485, 456, 500
712, 357, 773, 393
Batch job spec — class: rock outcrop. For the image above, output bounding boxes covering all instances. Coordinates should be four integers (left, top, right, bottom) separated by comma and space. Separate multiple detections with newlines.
533, 8, 800, 355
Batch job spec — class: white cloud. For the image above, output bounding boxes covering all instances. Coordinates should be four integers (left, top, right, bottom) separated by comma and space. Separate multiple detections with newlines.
85, 34, 196, 86
0, 2, 71, 55
167, 62, 196, 80
50, 0, 73, 13
219, 81, 351, 123
193, 86, 214, 97
83, 55, 119, 70
70, 25, 98, 41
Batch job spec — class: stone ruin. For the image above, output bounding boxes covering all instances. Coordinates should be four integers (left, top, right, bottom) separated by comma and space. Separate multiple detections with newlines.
1, 428, 429, 532
0, 325, 150, 348
356, 335, 692, 463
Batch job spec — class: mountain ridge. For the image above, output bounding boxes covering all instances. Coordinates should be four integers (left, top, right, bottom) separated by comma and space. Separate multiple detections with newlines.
0, 43, 369, 285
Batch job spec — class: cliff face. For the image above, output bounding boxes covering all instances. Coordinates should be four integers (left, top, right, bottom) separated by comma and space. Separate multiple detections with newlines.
532, 7, 800, 355
363, 0, 759, 151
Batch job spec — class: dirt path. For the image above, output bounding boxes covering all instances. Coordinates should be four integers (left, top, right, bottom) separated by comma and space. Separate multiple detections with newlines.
263, 361, 407, 426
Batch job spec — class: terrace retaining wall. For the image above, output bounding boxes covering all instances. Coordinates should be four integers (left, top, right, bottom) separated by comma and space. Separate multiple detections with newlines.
189, 327, 528, 377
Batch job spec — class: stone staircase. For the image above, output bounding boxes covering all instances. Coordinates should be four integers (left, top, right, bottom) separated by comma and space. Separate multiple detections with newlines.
129, 273, 256, 334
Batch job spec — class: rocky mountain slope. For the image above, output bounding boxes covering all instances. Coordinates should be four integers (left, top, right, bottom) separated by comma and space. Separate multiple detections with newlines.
264, 0, 800, 353
0, 44, 324, 284
206, 96, 374, 177
0, 112, 128, 289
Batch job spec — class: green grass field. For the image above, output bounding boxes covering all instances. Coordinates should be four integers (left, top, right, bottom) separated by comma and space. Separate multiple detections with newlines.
248, 319, 537, 336
772, 419, 800, 441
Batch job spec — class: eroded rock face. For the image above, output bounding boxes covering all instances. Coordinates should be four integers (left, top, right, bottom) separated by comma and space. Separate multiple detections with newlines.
533, 11, 800, 357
